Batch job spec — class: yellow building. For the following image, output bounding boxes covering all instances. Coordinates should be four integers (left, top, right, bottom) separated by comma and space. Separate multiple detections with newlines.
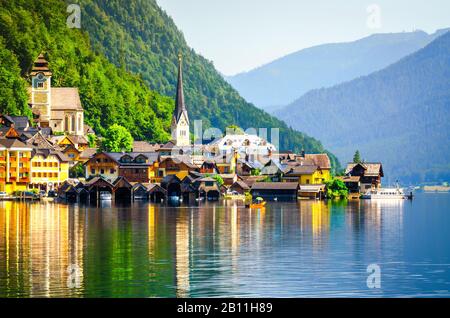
284, 165, 330, 185
156, 157, 199, 182
29, 149, 70, 191
0, 139, 32, 194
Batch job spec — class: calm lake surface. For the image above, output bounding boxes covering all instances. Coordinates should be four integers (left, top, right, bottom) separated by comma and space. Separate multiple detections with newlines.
0, 193, 449, 298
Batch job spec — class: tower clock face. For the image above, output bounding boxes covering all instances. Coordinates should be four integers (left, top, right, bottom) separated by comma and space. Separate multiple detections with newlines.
37, 73, 45, 80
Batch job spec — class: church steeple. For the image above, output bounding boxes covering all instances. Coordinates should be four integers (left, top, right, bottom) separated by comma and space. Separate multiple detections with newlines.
171, 54, 190, 146
173, 53, 189, 124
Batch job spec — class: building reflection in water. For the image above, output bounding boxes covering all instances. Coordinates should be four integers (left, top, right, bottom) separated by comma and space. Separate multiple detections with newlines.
175, 208, 190, 297
299, 200, 330, 250
0, 201, 85, 297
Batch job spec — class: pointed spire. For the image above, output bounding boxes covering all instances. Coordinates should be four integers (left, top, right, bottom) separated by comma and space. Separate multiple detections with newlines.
174, 53, 188, 123
31, 52, 52, 76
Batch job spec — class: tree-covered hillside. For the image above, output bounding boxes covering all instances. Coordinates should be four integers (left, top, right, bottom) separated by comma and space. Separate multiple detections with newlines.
276, 32, 450, 183
0, 0, 173, 141
77, 0, 339, 169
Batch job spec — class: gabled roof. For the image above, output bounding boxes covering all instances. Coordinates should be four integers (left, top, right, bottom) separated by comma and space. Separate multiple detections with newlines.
25, 131, 55, 149
30, 53, 52, 76
0, 138, 32, 150
304, 154, 331, 169
0, 115, 30, 130
32, 148, 70, 162
231, 180, 250, 190
133, 141, 162, 152
345, 162, 383, 177
251, 182, 299, 190
285, 165, 319, 175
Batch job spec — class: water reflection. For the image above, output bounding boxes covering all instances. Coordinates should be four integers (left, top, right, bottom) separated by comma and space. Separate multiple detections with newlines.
0, 195, 449, 297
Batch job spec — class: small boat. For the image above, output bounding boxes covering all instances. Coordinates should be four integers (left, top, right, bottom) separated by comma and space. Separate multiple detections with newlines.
224, 191, 246, 200
361, 187, 413, 199
247, 197, 267, 209
99, 191, 112, 201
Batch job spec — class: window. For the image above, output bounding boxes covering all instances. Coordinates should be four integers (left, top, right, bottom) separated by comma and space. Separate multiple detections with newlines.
306, 179, 310, 184
68, 154, 75, 159
91, 168, 95, 175
205, 181, 214, 187
37, 82, 44, 88
158, 170, 164, 177
100, 169, 105, 174
110, 169, 114, 174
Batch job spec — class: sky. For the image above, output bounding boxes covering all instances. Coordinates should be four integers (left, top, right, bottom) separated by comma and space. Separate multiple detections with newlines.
156, 0, 450, 76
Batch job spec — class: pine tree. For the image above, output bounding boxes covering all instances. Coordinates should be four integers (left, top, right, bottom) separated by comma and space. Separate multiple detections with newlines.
353, 150, 361, 163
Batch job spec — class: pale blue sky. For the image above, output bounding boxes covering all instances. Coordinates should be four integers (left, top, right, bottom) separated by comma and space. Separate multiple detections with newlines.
156, 0, 450, 75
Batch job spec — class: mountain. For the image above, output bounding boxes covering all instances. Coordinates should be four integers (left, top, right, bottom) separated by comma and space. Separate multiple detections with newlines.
74, 0, 339, 168
0, 0, 339, 171
227, 29, 449, 111
275, 32, 450, 184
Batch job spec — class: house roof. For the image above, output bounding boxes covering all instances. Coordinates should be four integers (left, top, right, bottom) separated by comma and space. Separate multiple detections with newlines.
231, 180, 250, 190
103, 152, 159, 164
285, 165, 318, 175
299, 184, 325, 192
251, 182, 299, 190
32, 148, 70, 162
337, 176, 361, 183
133, 141, 162, 152
345, 162, 383, 177
305, 154, 331, 169
30, 53, 52, 76
0, 138, 32, 149
1, 115, 30, 129
79, 148, 97, 159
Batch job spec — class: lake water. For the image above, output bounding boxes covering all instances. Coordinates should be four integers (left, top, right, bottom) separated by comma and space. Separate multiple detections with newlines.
0, 193, 449, 298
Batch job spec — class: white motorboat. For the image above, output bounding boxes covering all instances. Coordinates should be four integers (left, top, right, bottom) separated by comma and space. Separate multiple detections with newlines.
99, 191, 112, 201
361, 187, 412, 199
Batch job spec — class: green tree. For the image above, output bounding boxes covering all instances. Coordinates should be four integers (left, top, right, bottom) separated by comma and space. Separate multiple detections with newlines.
102, 124, 133, 152
212, 174, 224, 187
0, 39, 31, 117
325, 178, 348, 199
87, 134, 97, 148
353, 150, 361, 163
70, 163, 85, 178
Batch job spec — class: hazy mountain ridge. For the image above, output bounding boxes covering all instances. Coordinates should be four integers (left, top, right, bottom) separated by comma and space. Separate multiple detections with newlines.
275, 31, 450, 183
227, 29, 449, 110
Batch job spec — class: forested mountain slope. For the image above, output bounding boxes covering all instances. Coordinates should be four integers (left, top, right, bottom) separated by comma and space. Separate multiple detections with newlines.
276, 32, 450, 183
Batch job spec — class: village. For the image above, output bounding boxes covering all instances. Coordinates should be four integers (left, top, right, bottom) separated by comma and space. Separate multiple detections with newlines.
0, 53, 385, 204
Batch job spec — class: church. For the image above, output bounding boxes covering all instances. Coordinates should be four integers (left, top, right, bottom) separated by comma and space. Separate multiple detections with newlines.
171, 54, 190, 147
28, 53, 84, 136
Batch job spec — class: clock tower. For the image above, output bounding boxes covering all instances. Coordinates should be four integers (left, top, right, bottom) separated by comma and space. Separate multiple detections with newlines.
30, 53, 52, 127
171, 54, 190, 147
